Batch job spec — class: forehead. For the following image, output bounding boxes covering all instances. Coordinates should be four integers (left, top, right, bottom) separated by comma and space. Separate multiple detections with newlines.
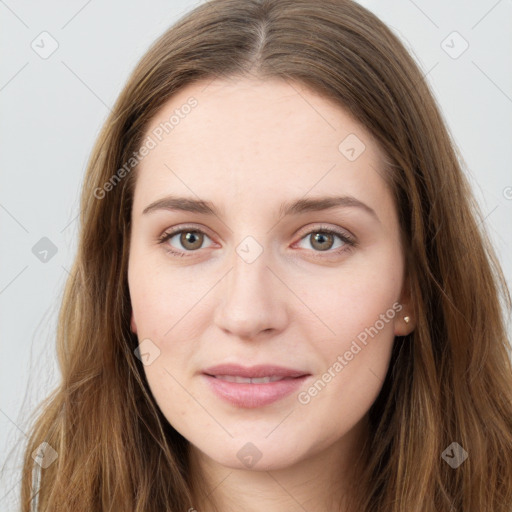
132, 77, 391, 217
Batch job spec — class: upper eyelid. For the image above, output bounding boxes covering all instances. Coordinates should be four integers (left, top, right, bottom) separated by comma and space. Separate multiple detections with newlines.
161, 223, 214, 238
295, 223, 354, 239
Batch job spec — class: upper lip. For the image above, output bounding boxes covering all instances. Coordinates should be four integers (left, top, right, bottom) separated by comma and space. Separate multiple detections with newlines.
202, 364, 309, 379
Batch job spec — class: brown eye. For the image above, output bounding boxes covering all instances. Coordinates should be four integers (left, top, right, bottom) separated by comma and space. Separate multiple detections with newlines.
296, 228, 352, 254
179, 231, 204, 250
309, 232, 335, 251
159, 227, 214, 255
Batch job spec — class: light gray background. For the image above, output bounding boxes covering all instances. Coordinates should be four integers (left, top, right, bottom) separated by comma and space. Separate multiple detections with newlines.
1, 1, 511, 510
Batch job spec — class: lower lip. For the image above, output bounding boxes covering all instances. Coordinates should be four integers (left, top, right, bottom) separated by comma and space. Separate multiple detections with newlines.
202, 374, 309, 408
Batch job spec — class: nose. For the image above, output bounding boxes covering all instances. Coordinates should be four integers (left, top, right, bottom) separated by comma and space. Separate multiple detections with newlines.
213, 245, 288, 340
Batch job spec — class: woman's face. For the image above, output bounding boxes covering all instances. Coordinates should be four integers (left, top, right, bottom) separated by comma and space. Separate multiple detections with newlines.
128, 77, 414, 472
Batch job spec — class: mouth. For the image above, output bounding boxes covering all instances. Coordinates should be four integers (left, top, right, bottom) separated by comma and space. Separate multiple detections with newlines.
201, 364, 311, 408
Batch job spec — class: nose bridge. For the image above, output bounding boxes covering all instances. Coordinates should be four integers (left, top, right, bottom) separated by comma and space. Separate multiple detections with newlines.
213, 235, 287, 337
230, 238, 269, 295
227, 237, 273, 310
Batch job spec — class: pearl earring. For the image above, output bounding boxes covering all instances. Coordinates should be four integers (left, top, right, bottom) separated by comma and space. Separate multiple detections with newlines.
404, 316, 410, 324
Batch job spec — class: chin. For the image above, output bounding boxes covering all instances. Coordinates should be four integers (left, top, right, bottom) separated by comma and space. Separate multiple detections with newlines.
197, 439, 305, 472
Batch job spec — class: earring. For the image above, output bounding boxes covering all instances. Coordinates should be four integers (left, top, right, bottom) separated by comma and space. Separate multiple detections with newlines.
404, 316, 410, 324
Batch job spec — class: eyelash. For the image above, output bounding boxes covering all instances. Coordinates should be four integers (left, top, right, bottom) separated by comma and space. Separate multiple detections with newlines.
157, 224, 357, 259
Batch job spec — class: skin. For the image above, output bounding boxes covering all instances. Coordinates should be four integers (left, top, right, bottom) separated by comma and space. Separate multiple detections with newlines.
128, 76, 415, 512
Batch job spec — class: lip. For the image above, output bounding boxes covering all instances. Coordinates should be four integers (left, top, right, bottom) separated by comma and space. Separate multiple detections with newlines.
202, 363, 308, 379
201, 364, 310, 408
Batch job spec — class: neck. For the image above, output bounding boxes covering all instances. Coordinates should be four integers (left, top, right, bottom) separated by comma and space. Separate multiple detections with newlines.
187, 414, 369, 512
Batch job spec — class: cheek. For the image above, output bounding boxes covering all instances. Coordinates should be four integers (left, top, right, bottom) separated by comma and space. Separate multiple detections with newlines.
299, 305, 397, 430
297, 254, 401, 399
128, 264, 207, 382
296, 254, 402, 338
142, 363, 196, 433
129, 264, 192, 340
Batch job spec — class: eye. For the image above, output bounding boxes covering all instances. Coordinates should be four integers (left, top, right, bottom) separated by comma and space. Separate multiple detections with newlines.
158, 224, 357, 258
294, 226, 356, 255
158, 226, 214, 256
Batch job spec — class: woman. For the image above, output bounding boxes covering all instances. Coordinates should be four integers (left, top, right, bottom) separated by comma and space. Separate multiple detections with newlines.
20, 0, 512, 510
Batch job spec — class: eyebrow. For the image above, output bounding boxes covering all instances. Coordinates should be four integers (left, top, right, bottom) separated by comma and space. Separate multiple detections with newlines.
142, 194, 380, 223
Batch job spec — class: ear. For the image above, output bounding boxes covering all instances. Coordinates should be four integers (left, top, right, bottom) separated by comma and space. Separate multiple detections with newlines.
130, 311, 138, 334
394, 274, 416, 336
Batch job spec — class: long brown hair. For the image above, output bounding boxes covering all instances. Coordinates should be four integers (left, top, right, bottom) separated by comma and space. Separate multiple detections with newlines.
19, 0, 512, 510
